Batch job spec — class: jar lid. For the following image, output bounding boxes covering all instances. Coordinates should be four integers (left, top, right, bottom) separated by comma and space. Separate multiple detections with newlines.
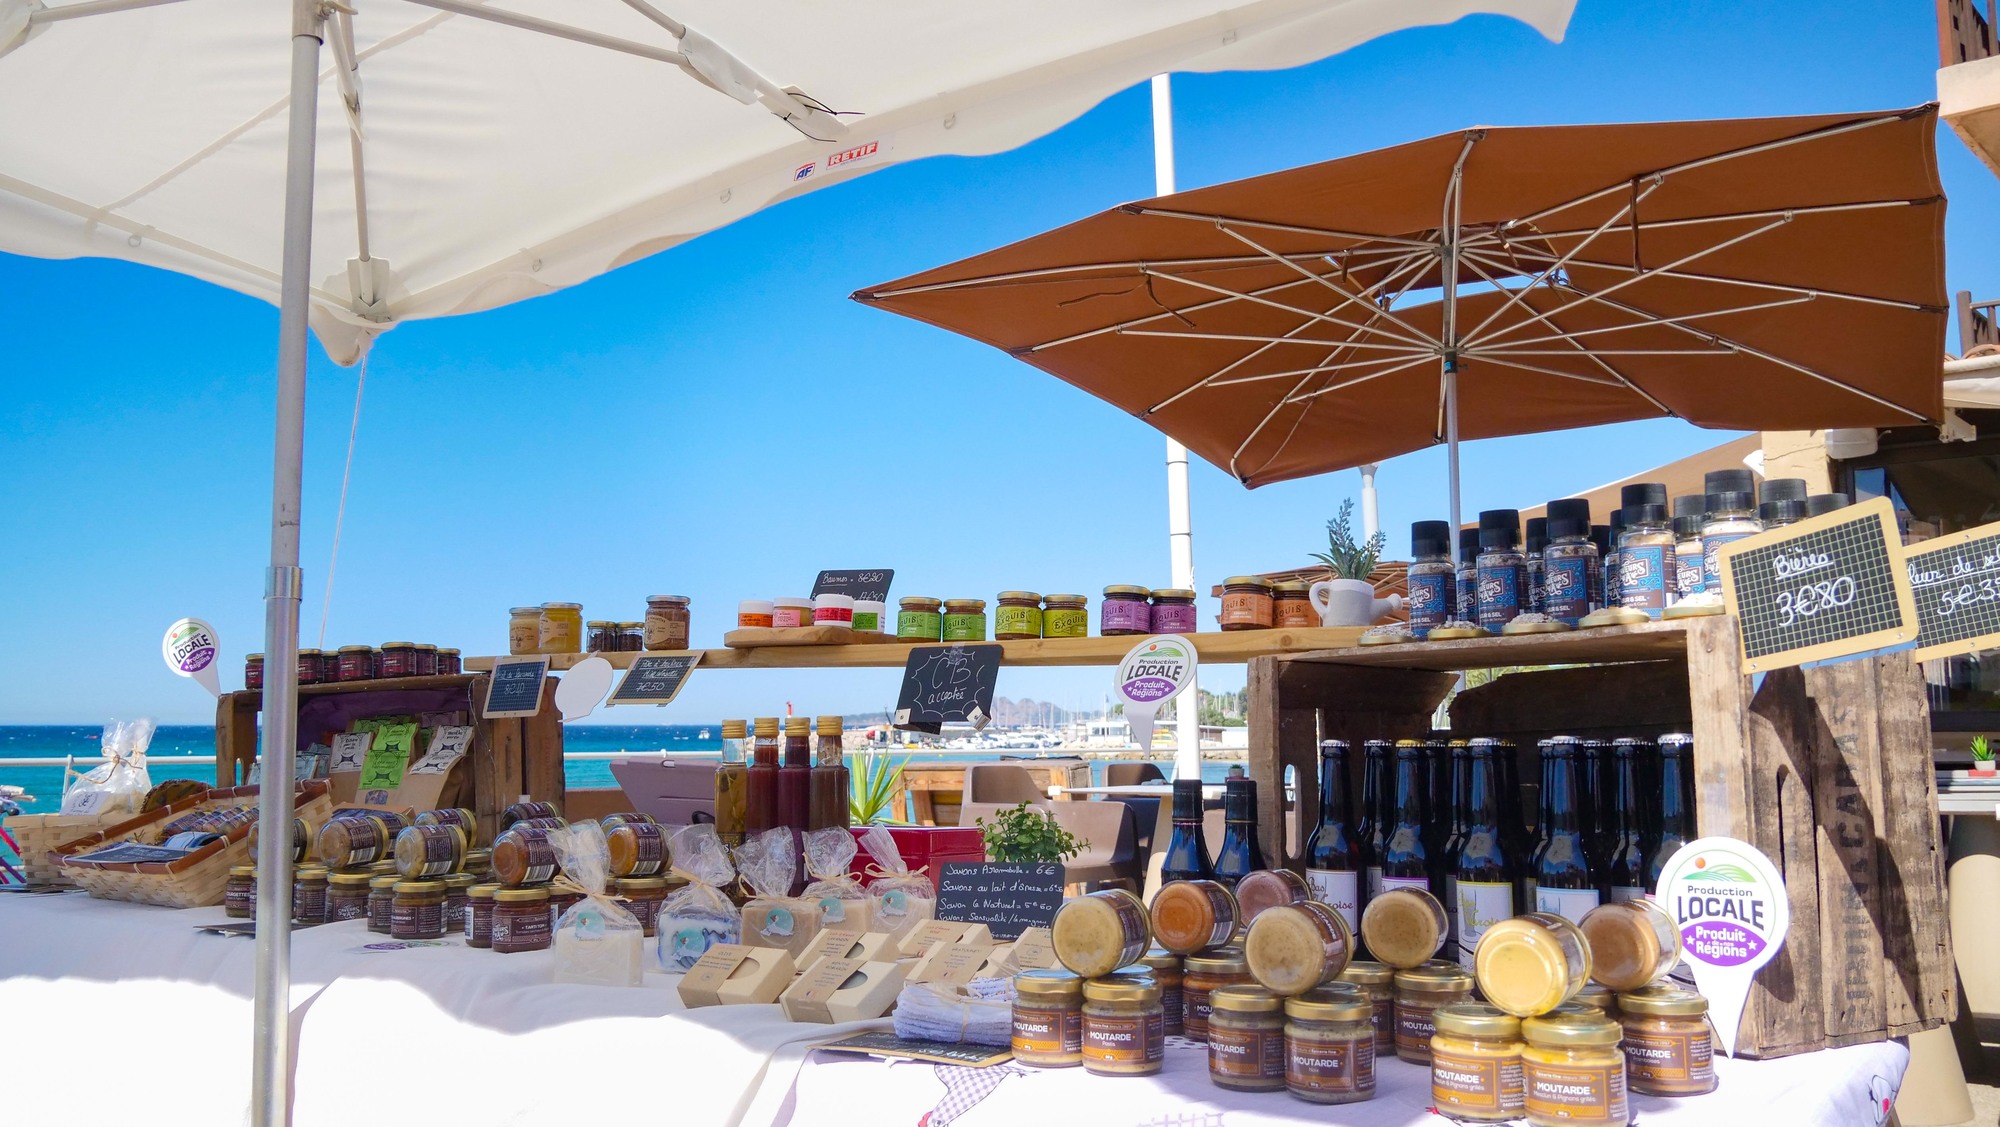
615, 621, 643, 630
1475, 913, 1591, 1017
773, 597, 813, 608
814, 593, 854, 607
1394, 961, 1474, 992
1210, 983, 1283, 1014
786, 717, 810, 734
1283, 984, 1372, 1023
942, 599, 986, 611
1433, 1002, 1522, 1039
1082, 974, 1160, 1005
337, 645, 371, 654
328, 872, 374, 887
586, 620, 616, 629
541, 602, 583, 611
996, 590, 1042, 602
296, 648, 322, 657
229, 864, 257, 877
438, 648, 460, 657
468, 882, 501, 899
393, 879, 445, 894
1149, 588, 1196, 600
1043, 594, 1088, 606
294, 864, 329, 879
721, 719, 748, 738
1015, 968, 1085, 998
754, 717, 780, 735
1244, 902, 1351, 995
369, 875, 401, 890
1221, 575, 1275, 589
739, 599, 775, 613
615, 875, 671, 892
494, 887, 551, 903
382, 641, 415, 649
508, 607, 540, 615
1569, 983, 1617, 1014
1579, 898, 1679, 992
1272, 580, 1313, 594
1360, 887, 1447, 969
1616, 985, 1709, 1017
1522, 1009, 1623, 1048
1336, 960, 1396, 986
414, 643, 437, 652
1183, 946, 1249, 974
646, 595, 692, 606
899, 596, 943, 609
443, 873, 477, 890
1137, 948, 1182, 973
247, 654, 264, 662
1102, 584, 1151, 597
463, 848, 490, 867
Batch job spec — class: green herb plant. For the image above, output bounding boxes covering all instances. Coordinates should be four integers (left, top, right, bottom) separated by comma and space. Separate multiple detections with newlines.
976, 802, 1083, 864
1311, 498, 1387, 581
849, 752, 909, 825
1973, 735, 1994, 764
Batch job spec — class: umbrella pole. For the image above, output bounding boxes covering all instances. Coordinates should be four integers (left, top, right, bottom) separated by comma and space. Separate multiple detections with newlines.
1153, 73, 1203, 782
252, 4, 324, 1126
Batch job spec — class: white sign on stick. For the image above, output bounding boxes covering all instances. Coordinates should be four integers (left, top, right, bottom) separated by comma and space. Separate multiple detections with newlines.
162, 617, 221, 697
555, 656, 616, 720
1656, 837, 1790, 1057
1112, 636, 1197, 753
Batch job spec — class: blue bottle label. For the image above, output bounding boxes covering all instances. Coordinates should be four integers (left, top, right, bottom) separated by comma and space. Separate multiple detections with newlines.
1544, 558, 1591, 625
1456, 566, 1475, 621
1703, 531, 1756, 588
1526, 556, 1545, 615
1619, 544, 1670, 614
1676, 543, 1706, 596
1476, 563, 1521, 628
1407, 573, 1452, 637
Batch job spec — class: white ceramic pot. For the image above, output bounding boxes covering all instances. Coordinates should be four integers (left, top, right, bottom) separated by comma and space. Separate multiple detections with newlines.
1308, 578, 1403, 627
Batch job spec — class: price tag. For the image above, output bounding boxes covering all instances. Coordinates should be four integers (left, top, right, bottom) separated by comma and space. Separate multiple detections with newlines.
1716, 495, 1917, 673
608, 654, 700, 707
483, 658, 548, 719
811, 569, 894, 604
892, 644, 1001, 734
1900, 517, 2000, 661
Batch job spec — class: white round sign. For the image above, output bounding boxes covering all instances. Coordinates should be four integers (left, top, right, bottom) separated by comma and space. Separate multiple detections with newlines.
1656, 836, 1791, 1057
161, 617, 221, 698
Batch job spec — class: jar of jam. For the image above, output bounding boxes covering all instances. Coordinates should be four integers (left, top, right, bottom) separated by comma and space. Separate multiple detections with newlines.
1042, 594, 1089, 638
1521, 1009, 1629, 1127
508, 607, 541, 655
1616, 986, 1715, 1096
493, 886, 554, 952
1283, 984, 1377, 1105
501, 800, 560, 828
586, 620, 618, 653
645, 595, 692, 650
1245, 901, 1354, 996
390, 879, 447, 939
995, 591, 1044, 640
941, 599, 987, 642
491, 825, 558, 886
1219, 576, 1276, 630
1208, 984, 1287, 1092
1430, 1003, 1526, 1121
414, 644, 439, 677
315, 814, 391, 869
1273, 581, 1317, 627
245, 654, 264, 690
617, 622, 645, 651
1182, 946, 1254, 1042
225, 865, 256, 919
539, 602, 584, 654
296, 648, 324, 685
1052, 887, 1152, 978
1336, 960, 1397, 1054
1148, 588, 1198, 634
1137, 949, 1185, 1037
1100, 585, 1152, 635
292, 864, 330, 924
393, 823, 467, 878
334, 645, 373, 682
369, 648, 385, 678
379, 641, 417, 678
1394, 961, 1475, 1062
615, 875, 671, 936
467, 882, 499, 947
607, 820, 667, 877
328, 871, 373, 921
442, 873, 476, 932
1082, 969, 1165, 1077
897, 597, 944, 640
1150, 879, 1239, 954
463, 847, 492, 881
366, 875, 399, 933
1013, 969, 1086, 1067
436, 647, 462, 675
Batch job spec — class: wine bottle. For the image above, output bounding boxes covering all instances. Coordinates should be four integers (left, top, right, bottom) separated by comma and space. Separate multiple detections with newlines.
1602, 738, 1650, 903
1358, 740, 1391, 902
1379, 742, 1431, 895
1213, 778, 1264, 888
1643, 734, 1697, 894
1159, 778, 1216, 883
1453, 738, 1517, 969
1304, 740, 1361, 932
1529, 736, 1600, 924
1423, 738, 1456, 951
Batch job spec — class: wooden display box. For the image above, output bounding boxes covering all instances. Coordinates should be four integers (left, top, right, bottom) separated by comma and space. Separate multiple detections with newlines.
214, 673, 565, 844
1246, 616, 1953, 1059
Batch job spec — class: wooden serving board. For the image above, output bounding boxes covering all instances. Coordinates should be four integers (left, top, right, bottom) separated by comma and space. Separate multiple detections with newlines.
723, 627, 900, 649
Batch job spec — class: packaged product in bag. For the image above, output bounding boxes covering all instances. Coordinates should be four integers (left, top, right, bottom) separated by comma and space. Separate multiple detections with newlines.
657, 823, 741, 973
801, 826, 874, 933
736, 827, 823, 960
549, 821, 644, 987
61, 718, 157, 816
859, 825, 935, 940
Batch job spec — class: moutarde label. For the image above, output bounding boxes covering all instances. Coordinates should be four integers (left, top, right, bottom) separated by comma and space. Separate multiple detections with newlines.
1286, 1035, 1375, 1094
1431, 1048, 1526, 1113
1622, 1028, 1711, 1085
1206, 1024, 1284, 1080
1523, 1060, 1627, 1124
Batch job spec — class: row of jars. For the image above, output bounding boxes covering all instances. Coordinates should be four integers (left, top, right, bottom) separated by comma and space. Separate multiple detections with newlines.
508, 596, 691, 656
246, 643, 463, 688
888, 587, 1209, 642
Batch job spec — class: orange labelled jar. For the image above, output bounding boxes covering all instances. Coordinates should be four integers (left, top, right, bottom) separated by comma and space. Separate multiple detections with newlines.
1579, 898, 1680, 993
1150, 879, 1240, 954
1244, 900, 1353, 996
1219, 576, 1276, 630
1616, 987, 1715, 1097
1234, 868, 1311, 925
1430, 1003, 1527, 1122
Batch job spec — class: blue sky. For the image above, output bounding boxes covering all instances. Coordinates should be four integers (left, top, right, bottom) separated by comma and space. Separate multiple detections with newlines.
3, 0, 1994, 725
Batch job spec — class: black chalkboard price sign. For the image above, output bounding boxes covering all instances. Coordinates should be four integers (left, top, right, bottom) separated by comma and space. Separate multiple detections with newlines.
1900, 518, 2000, 662
482, 658, 549, 719
811, 569, 894, 604
893, 644, 1001, 734
608, 654, 700, 707
935, 861, 1065, 939
1716, 495, 1917, 674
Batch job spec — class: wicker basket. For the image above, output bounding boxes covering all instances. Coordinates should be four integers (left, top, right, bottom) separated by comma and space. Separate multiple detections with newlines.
53, 781, 333, 908
5, 810, 155, 889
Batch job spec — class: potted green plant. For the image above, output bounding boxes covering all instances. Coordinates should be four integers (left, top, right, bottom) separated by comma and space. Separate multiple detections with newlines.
1971, 735, 1995, 777
849, 751, 909, 825
975, 802, 1083, 864
1308, 499, 1400, 626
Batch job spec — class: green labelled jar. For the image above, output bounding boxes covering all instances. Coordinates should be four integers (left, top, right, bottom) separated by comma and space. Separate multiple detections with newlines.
995, 591, 1044, 640
897, 597, 943, 640
1043, 594, 1089, 638
942, 599, 987, 641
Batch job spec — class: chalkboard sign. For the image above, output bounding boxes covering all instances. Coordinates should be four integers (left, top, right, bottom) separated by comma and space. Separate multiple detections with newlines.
1901, 518, 2000, 661
815, 1030, 1014, 1066
893, 644, 1001, 734
608, 654, 700, 707
935, 861, 1064, 939
812, 569, 894, 603
482, 658, 548, 719
1716, 495, 1917, 674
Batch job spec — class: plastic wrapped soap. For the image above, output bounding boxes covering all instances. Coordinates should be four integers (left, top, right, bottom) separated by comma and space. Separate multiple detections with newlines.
858, 825, 935, 939
656, 824, 741, 973
550, 822, 644, 987
735, 827, 824, 960
802, 826, 873, 932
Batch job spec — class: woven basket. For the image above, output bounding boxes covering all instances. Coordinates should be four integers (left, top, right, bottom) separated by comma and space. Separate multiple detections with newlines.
5, 810, 155, 888
53, 781, 333, 909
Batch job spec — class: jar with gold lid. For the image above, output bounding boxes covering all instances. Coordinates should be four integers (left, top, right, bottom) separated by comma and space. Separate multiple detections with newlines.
896, 597, 944, 640
413, 643, 439, 676
607, 819, 668, 877
1081, 969, 1165, 1077
295, 648, 324, 685
328, 871, 373, 922
436, 647, 462, 675
1570, 982, 1617, 1016
442, 872, 476, 931
586, 620, 619, 653
1360, 885, 1449, 969
1148, 589, 1198, 634
1099, 585, 1152, 635
1273, 581, 1317, 628
507, 607, 541, 655
1042, 594, 1089, 638
462, 847, 492, 881
415, 807, 478, 838
1616, 986, 1715, 1097
1207, 984, 1287, 1092
291, 865, 329, 924
1394, 961, 1475, 1062
1244, 900, 1353, 996
1182, 946, 1253, 1042
334, 645, 374, 682
1337, 960, 1397, 1053
1520, 1009, 1629, 1127
1150, 879, 1239, 954
225, 865, 256, 919
1219, 576, 1276, 630
390, 879, 447, 939
1136, 949, 1185, 1036
1430, 1003, 1526, 1122
394, 823, 466, 879
1474, 911, 1592, 1017
941, 599, 987, 642
492, 886, 553, 952
244, 654, 264, 690
379, 641, 417, 678
614, 875, 671, 936
466, 882, 500, 947
539, 602, 583, 654
501, 800, 560, 828
366, 874, 399, 933
1053, 887, 1151, 978
1282, 984, 1377, 1105
644, 595, 691, 651
994, 591, 1044, 640
1012, 969, 1085, 1068
316, 813, 389, 869
490, 824, 559, 886
1579, 898, 1680, 992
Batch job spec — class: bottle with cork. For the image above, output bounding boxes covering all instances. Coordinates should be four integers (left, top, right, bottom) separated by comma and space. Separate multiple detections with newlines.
715, 719, 749, 848
810, 716, 849, 831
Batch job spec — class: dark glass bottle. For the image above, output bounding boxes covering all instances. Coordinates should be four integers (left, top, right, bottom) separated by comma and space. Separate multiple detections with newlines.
1303, 740, 1361, 932
809, 716, 848, 831
1358, 740, 1391, 902
744, 718, 780, 835
1643, 734, 1698, 894
1529, 737, 1600, 925
1422, 740, 1453, 861
1496, 738, 1534, 911
1213, 778, 1266, 888
1453, 738, 1517, 969
1159, 778, 1216, 884
1440, 741, 1471, 940
1379, 742, 1431, 896
1602, 738, 1650, 902
1579, 739, 1611, 859
777, 718, 813, 830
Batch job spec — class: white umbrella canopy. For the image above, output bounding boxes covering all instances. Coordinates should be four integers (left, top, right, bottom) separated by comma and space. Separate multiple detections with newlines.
0, 0, 1574, 365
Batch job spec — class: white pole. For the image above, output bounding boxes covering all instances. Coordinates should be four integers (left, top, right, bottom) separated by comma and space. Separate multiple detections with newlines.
1359, 463, 1381, 541
1153, 74, 1202, 783
254, 3, 322, 1125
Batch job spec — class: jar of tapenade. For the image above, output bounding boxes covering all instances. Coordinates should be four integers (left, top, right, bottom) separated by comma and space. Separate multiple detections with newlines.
586, 620, 618, 653
1150, 879, 1240, 954
1395, 962, 1476, 1062
415, 807, 478, 839
1183, 946, 1254, 1042
245, 654, 264, 690
442, 872, 476, 931
1474, 912, 1591, 1018
1209, 984, 1287, 1092
1580, 898, 1680, 993
1137, 948, 1185, 1036
1100, 585, 1152, 635
508, 607, 541, 655
615, 875, 671, 936
414, 644, 439, 677
467, 882, 499, 947
335, 645, 373, 682
436, 647, 462, 675
1148, 588, 1198, 634
292, 864, 330, 924
225, 865, 256, 918
1616, 986, 1715, 1097
390, 879, 447, 939
607, 819, 667, 877
1013, 969, 1086, 1068
1337, 960, 1397, 1054
491, 825, 558, 886
316, 813, 391, 869
994, 591, 1044, 640
941, 599, 987, 642
645, 595, 692, 651
366, 874, 399, 933
296, 648, 324, 685
1273, 581, 1317, 628
1430, 1003, 1526, 1122
1082, 969, 1165, 1077
1234, 868, 1311, 925
501, 800, 560, 828
1521, 1009, 1629, 1127
328, 871, 373, 921
539, 602, 583, 654
1042, 594, 1089, 638
1219, 576, 1277, 630
248, 816, 308, 864
1053, 887, 1152, 978
1283, 984, 1377, 1105
375, 641, 414, 678
1245, 901, 1354, 996
394, 823, 467, 879
897, 597, 944, 640
493, 886, 554, 952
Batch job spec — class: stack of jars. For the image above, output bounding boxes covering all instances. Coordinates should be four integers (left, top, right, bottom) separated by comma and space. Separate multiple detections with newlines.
476, 804, 677, 953
267, 807, 485, 942
256, 642, 463, 688
1015, 889, 1167, 1076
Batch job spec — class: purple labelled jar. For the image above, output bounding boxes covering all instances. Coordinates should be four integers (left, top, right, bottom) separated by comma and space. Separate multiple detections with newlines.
1149, 589, 1199, 635
1102, 585, 1153, 635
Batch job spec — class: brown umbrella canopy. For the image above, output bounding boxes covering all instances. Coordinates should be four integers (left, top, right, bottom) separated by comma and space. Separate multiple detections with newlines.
855, 107, 1946, 488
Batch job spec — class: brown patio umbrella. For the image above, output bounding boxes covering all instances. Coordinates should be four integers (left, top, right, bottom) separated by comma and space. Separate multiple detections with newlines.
854, 106, 1946, 523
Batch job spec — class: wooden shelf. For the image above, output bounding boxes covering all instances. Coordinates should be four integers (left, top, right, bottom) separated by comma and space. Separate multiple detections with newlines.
1283, 620, 1694, 672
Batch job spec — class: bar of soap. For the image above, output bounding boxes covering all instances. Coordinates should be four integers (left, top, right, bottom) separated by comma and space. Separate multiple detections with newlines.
677, 944, 796, 1007
553, 914, 645, 988
781, 959, 909, 1023
812, 894, 876, 934
742, 897, 825, 960
897, 920, 994, 958
800, 927, 896, 969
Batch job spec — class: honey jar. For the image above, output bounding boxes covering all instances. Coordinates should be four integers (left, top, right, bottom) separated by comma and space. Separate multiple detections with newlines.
507, 607, 541, 655
538, 602, 583, 655
1149, 879, 1239, 954
643, 594, 691, 650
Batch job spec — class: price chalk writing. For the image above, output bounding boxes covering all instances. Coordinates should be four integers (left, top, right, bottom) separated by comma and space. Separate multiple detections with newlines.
1716, 495, 1916, 674
893, 644, 1001, 734
482, 658, 548, 719
934, 861, 1065, 940
1901, 518, 2000, 662
608, 654, 700, 707
811, 569, 894, 604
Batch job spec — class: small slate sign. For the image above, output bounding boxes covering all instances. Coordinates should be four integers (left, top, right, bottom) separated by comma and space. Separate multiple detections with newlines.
812, 569, 894, 604
815, 1030, 1013, 1067
935, 861, 1064, 940
1901, 518, 2000, 662
608, 654, 700, 707
893, 644, 1001, 734
482, 657, 548, 719
1717, 495, 1917, 673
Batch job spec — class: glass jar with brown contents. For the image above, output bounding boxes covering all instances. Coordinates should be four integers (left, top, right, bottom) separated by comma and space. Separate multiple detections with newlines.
1234, 868, 1311, 925
1273, 581, 1318, 628
586, 620, 618, 653
492, 886, 553, 953
1521, 1009, 1629, 1127
436, 647, 462, 675
606, 820, 667, 877
1336, 960, 1397, 1054
1081, 970, 1165, 1077
316, 814, 390, 869
1137, 949, 1185, 1037
442, 873, 476, 932
1012, 969, 1085, 1068
390, 879, 447, 939
1283, 984, 1377, 1105
327, 871, 373, 922
994, 591, 1044, 640
393, 823, 467, 879
644, 595, 691, 651
466, 882, 499, 947
1182, 946, 1254, 1042
225, 865, 256, 919
1150, 879, 1239, 955
292, 865, 329, 924
379, 641, 417, 678
334, 645, 373, 682
1430, 1002, 1526, 1122
615, 875, 671, 937
1207, 984, 1287, 1092
1394, 961, 1475, 1062
414, 643, 439, 677
1219, 576, 1276, 630
1616, 986, 1715, 1097
366, 875, 399, 933
490, 824, 558, 886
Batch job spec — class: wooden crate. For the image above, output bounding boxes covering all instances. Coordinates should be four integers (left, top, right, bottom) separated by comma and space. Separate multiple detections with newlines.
1246, 616, 1953, 1059
215, 673, 565, 844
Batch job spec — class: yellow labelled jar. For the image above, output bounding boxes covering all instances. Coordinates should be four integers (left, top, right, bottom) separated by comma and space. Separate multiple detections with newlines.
1360, 886, 1449, 969
1430, 1003, 1526, 1122
1337, 960, 1397, 1054
1150, 879, 1240, 954
1234, 868, 1310, 925
538, 602, 583, 654
941, 599, 987, 642
1219, 576, 1276, 630
508, 607, 541, 655
1273, 581, 1318, 628
390, 879, 447, 939
1283, 985, 1378, 1105
366, 874, 399, 933
1182, 946, 1252, 1042
1137, 949, 1185, 1037
1394, 961, 1475, 1062
328, 871, 373, 922
1520, 1009, 1630, 1127
1580, 897, 1680, 993
1013, 969, 1086, 1067
1054, 887, 1152, 978
896, 597, 943, 640
994, 591, 1044, 640
1245, 900, 1354, 996
1042, 594, 1089, 638
1081, 969, 1165, 1077
1616, 987, 1715, 1097
1475, 912, 1592, 1018
1208, 984, 1288, 1092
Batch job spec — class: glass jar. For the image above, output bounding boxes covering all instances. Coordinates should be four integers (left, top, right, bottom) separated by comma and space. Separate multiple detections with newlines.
549, 887, 585, 924
1336, 960, 1397, 1054
1081, 970, 1165, 1077
1272, 581, 1317, 628
1408, 521, 1458, 637
328, 871, 373, 922
615, 875, 671, 936
501, 800, 560, 828
442, 873, 476, 932
644, 595, 692, 650
249, 816, 308, 864
1098, 585, 1150, 635
335, 645, 373, 682
1394, 962, 1475, 1062
414, 807, 478, 838
1283, 985, 1377, 1105
1700, 488, 1762, 592
1521, 1010, 1630, 1127
390, 879, 447, 939
315, 814, 390, 870
366, 875, 399, 933
1617, 987, 1715, 1096
1245, 901, 1354, 997
1579, 898, 1680, 992
1137, 949, 1185, 1037
539, 602, 583, 654
491, 825, 559, 886
1219, 576, 1276, 630
466, 883, 499, 947
508, 607, 541, 655
941, 599, 987, 641
493, 887, 554, 952
245, 654, 265, 690
373, 641, 413, 678
1182, 947, 1254, 1042
1037, 594, 1085, 638
1360, 886, 1449, 970
586, 620, 618, 653
1430, 1003, 1527, 1122
994, 591, 1044, 640
292, 865, 329, 924
1150, 879, 1239, 954
225, 865, 256, 919
1208, 984, 1287, 1092
896, 597, 944, 640
1235, 868, 1311, 925
1012, 969, 1086, 1067
394, 823, 467, 879
1473, 912, 1591, 1018
607, 820, 668, 877
436, 647, 462, 675
1149, 589, 1198, 634
617, 623, 644, 651
463, 847, 492, 881
814, 593, 855, 629
1570, 983, 1618, 1016
295, 648, 324, 686
1053, 887, 1152, 979
414, 644, 439, 677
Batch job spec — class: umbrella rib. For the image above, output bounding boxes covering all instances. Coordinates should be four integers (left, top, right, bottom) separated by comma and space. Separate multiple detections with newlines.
1120, 329, 1430, 353
1209, 352, 1448, 387
1473, 197, 1938, 246
1286, 353, 1441, 403
1024, 269, 1360, 353
1209, 222, 1439, 345
1229, 351, 1437, 480
1464, 356, 1627, 388
1458, 180, 1661, 345
1446, 279, 1816, 349
1145, 316, 1332, 415
1468, 244, 1940, 313
1143, 265, 1435, 349
1129, 206, 1438, 250
864, 253, 1347, 298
